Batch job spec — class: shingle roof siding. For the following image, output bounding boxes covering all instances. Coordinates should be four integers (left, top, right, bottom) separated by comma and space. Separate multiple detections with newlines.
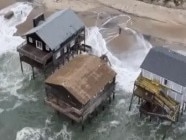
25, 9, 85, 50
141, 46, 186, 86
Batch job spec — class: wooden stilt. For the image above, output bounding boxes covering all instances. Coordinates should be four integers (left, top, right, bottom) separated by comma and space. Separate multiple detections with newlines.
88, 115, 91, 124
81, 124, 84, 131
102, 105, 105, 111
129, 93, 134, 111
32, 66, 35, 79
71, 120, 74, 125
84, 44, 86, 52
113, 92, 115, 100
138, 97, 140, 104
56, 110, 60, 116
43, 70, 46, 78
79, 45, 82, 54
95, 110, 98, 116
84, 29, 86, 45
81, 117, 84, 131
20, 60, 23, 73
181, 104, 184, 116
176, 108, 180, 122
109, 96, 111, 104
149, 116, 152, 122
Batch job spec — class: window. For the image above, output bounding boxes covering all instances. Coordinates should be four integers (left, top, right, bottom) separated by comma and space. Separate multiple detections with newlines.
45, 45, 50, 51
56, 51, 61, 59
28, 37, 33, 43
164, 79, 168, 85
36, 40, 43, 50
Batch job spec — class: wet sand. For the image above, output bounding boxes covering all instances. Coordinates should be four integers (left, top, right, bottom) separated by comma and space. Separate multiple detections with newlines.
2, 0, 186, 51
0, 0, 14, 10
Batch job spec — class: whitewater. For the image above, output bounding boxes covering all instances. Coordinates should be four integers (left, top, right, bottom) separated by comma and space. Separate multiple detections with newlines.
0, 2, 185, 140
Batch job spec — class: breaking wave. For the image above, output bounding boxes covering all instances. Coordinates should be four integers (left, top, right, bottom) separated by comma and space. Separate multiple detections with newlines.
86, 25, 152, 92
16, 117, 72, 140
0, 2, 32, 54
0, 2, 34, 114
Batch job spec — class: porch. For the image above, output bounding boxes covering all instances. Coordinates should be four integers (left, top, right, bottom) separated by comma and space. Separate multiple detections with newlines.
17, 43, 53, 76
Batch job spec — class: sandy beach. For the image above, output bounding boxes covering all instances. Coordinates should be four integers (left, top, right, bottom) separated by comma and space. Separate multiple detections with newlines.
1, 0, 186, 50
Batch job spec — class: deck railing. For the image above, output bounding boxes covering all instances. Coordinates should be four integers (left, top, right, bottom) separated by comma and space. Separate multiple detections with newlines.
17, 42, 52, 64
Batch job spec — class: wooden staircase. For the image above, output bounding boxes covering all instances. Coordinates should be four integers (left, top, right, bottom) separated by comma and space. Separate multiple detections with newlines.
134, 76, 180, 122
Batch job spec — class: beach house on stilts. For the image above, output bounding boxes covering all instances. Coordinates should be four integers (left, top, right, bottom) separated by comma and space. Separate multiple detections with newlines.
45, 54, 116, 130
129, 46, 186, 122
17, 9, 90, 77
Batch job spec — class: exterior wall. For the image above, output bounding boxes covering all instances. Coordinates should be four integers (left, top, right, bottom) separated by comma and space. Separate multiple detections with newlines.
45, 84, 82, 109
52, 28, 85, 66
26, 34, 51, 52
142, 69, 183, 94
167, 89, 183, 103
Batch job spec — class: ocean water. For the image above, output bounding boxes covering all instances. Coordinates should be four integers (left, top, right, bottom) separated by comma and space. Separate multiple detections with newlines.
0, 2, 186, 140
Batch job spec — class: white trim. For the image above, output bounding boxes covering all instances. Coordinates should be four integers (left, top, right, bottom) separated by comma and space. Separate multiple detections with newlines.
36, 40, 43, 50
56, 51, 61, 59
28, 37, 33, 43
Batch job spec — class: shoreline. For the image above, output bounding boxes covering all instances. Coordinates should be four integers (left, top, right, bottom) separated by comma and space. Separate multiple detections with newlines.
1, 0, 186, 51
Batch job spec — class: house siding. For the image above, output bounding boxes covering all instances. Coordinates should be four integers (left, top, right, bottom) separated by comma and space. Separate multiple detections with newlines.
142, 69, 183, 94
26, 34, 52, 52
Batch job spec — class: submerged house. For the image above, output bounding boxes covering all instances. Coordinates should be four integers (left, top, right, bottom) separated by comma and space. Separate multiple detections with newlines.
129, 46, 186, 122
45, 54, 116, 128
17, 9, 87, 76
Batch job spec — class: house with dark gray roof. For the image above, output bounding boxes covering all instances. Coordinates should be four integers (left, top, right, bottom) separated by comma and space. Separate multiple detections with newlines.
140, 46, 186, 104
129, 46, 186, 122
17, 9, 87, 77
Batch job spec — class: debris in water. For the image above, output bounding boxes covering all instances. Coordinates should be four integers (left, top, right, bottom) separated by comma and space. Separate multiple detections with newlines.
4, 11, 14, 19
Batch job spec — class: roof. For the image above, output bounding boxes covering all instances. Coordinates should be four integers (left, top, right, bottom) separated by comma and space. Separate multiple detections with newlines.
45, 55, 116, 105
25, 9, 85, 51
141, 46, 186, 86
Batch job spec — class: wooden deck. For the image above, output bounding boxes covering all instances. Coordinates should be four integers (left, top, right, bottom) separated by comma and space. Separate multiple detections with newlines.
17, 43, 53, 65
133, 76, 180, 122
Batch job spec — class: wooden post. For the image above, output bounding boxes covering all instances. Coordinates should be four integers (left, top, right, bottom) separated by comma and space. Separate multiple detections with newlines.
71, 120, 74, 125
118, 27, 121, 35
113, 92, 115, 100
102, 105, 105, 111
84, 29, 86, 52
129, 86, 135, 111
43, 69, 46, 78
32, 66, 35, 79
138, 97, 140, 104
113, 80, 116, 100
129, 93, 134, 111
20, 60, 23, 73
176, 107, 180, 122
81, 117, 84, 131
79, 45, 82, 54
19, 56, 24, 73
181, 104, 184, 116
109, 96, 111, 104
88, 115, 91, 124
